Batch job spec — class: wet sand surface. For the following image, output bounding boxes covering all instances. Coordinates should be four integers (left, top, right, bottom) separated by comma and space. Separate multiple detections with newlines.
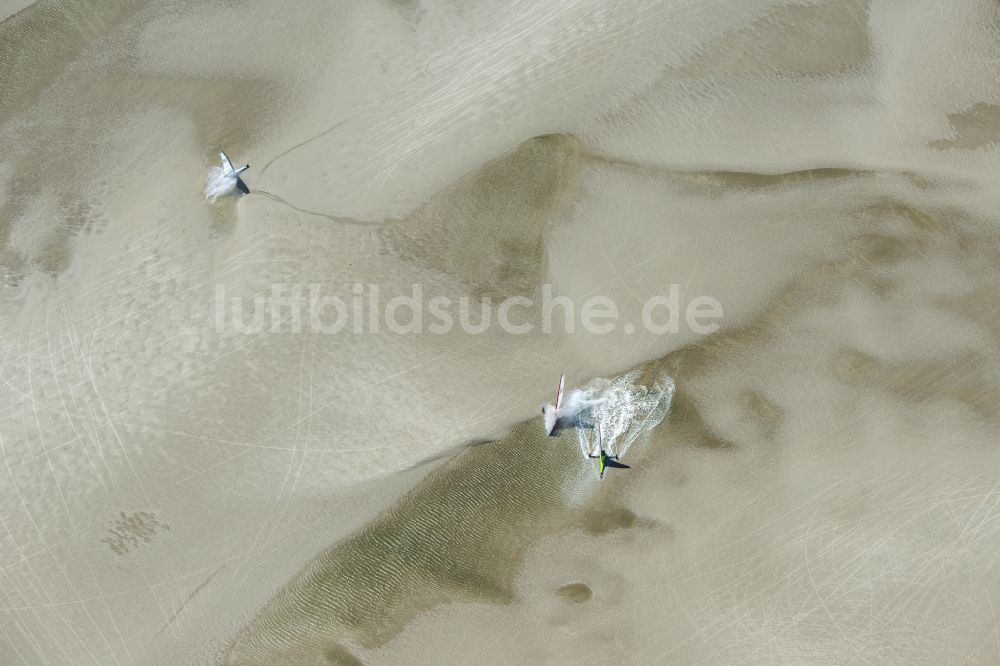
3, 0, 1000, 663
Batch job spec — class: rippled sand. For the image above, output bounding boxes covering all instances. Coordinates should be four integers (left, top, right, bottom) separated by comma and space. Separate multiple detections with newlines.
3, 0, 1000, 663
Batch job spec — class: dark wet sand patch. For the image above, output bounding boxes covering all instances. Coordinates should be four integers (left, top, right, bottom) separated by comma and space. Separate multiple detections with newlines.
664, 389, 738, 451
832, 347, 1000, 422
580, 507, 638, 535
556, 582, 593, 603
381, 133, 584, 301
224, 421, 593, 663
323, 643, 366, 666
930, 102, 1000, 150
741, 388, 783, 431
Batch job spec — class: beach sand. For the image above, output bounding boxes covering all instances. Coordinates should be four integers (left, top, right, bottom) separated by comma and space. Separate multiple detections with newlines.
3, 0, 1000, 663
